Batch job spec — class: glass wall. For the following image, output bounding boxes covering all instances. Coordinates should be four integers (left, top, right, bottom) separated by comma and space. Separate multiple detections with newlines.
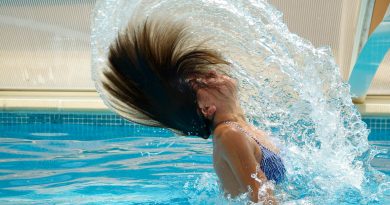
2, 0, 387, 95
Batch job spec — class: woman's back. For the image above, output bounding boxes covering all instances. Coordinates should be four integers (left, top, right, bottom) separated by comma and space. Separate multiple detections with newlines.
223, 121, 286, 184
212, 123, 257, 197
212, 122, 284, 203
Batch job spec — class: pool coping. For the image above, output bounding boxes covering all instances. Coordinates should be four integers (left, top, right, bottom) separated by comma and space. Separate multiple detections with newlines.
354, 95, 390, 116
0, 91, 108, 112
1, 91, 390, 116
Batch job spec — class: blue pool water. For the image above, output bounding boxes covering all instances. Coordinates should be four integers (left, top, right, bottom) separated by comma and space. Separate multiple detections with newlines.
0, 111, 389, 204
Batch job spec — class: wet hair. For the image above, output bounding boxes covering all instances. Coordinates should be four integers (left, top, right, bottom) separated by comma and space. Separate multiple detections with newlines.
101, 18, 230, 139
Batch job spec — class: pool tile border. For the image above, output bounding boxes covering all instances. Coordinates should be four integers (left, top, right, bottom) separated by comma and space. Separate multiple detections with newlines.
362, 117, 390, 132
1, 111, 389, 129
0, 111, 137, 126
0, 111, 389, 140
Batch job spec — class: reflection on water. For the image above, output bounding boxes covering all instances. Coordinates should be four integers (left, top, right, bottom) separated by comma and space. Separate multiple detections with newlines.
0, 123, 388, 204
0, 124, 213, 204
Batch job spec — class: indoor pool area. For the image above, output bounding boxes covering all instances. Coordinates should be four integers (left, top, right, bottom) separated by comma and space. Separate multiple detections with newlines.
1, 0, 390, 204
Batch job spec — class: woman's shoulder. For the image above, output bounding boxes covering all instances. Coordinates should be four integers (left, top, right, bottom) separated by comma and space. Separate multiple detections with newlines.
214, 123, 241, 139
213, 124, 253, 148
213, 123, 261, 162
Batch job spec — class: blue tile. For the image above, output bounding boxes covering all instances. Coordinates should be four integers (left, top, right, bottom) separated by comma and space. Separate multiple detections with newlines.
0, 111, 388, 137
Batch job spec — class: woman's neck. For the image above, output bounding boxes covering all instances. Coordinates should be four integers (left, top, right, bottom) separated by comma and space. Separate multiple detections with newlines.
211, 109, 246, 130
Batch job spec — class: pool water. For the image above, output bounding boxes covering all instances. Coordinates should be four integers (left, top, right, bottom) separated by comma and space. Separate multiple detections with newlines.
0, 122, 215, 204
0, 112, 389, 204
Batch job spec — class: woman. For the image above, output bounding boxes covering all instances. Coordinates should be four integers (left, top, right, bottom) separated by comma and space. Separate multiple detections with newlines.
100, 18, 285, 203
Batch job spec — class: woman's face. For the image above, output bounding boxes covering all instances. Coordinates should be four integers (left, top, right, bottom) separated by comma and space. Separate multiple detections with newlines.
194, 73, 238, 120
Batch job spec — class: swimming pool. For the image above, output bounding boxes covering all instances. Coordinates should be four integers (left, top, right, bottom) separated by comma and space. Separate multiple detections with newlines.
0, 111, 389, 204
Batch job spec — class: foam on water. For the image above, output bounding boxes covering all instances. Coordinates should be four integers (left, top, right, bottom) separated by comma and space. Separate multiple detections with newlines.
91, 0, 389, 204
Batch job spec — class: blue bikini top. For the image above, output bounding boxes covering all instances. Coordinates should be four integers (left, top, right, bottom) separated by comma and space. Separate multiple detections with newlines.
223, 121, 286, 184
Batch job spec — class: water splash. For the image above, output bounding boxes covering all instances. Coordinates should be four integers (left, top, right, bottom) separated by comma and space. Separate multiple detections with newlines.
91, 0, 388, 204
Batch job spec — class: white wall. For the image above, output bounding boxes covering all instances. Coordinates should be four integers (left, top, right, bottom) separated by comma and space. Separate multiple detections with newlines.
0, 1, 95, 90
0, 0, 365, 91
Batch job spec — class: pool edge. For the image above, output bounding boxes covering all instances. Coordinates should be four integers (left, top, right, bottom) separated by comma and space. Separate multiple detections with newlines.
1, 91, 390, 116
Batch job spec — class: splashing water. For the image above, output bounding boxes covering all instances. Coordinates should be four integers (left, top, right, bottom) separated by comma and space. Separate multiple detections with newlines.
91, 0, 389, 204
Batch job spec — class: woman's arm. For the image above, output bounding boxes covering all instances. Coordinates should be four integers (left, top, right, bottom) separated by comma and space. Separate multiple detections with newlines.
216, 128, 277, 204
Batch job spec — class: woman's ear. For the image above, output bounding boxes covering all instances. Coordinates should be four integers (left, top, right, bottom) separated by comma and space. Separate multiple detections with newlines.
201, 105, 216, 119
197, 88, 216, 119
208, 105, 216, 117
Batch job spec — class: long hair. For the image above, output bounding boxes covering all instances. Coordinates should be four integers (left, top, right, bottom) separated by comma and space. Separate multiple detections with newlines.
101, 18, 230, 139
